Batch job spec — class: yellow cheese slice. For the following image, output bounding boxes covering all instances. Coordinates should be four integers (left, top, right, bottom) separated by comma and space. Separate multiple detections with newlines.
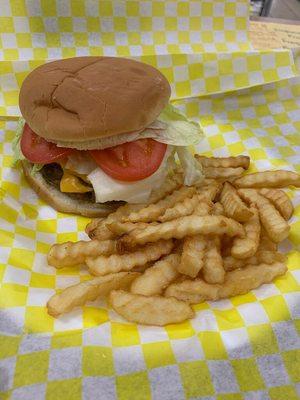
60, 171, 93, 193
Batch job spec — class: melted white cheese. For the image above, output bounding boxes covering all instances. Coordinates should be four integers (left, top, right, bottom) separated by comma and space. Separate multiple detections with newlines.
87, 147, 172, 203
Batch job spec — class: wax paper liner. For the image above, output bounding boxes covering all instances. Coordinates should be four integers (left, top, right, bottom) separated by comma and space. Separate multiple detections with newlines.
0, 1, 299, 399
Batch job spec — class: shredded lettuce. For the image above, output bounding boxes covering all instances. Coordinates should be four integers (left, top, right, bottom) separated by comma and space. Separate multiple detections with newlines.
55, 103, 204, 150
157, 103, 204, 146
31, 163, 44, 175
12, 117, 26, 165
176, 147, 204, 186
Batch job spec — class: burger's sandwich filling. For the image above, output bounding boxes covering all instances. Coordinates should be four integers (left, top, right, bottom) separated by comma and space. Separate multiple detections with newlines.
13, 104, 204, 204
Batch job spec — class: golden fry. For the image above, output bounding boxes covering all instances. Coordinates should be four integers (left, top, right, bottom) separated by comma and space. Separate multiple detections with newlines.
258, 188, 293, 220
223, 256, 245, 271
259, 229, 277, 251
238, 189, 290, 243
233, 170, 300, 188
106, 221, 150, 236
86, 172, 183, 237
195, 155, 250, 169
219, 262, 287, 298
158, 194, 199, 222
47, 239, 117, 268
85, 218, 103, 236
231, 205, 260, 259
165, 279, 220, 304
203, 237, 225, 284
220, 182, 253, 222
131, 254, 180, 296
121, 215, 245, 247
203, 166, 244, 179
178, 235, 206, 277
193, 199, 213, 216
197, 182, 223, 201
110, 290, 194, 326
166, 262, 287, 303
86, 240, 173, 276
203, 178, 220, 186
87, 203, 146, 240
221, 235, 234, 257
47, 272, 139, 317
131, 262, 153, 273
223, 251, 285, 271
124, 186, 196, 223
212, 202, 224, 216
148, 171, 183, 203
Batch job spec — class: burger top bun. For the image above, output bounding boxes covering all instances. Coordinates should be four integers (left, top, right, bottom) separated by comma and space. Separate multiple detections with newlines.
19, 56, 171, 143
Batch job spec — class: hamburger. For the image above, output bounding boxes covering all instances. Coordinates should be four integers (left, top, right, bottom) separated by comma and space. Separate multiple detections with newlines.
14, 56, 203, 217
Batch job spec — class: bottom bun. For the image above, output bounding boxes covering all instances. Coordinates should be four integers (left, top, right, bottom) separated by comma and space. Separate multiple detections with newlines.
21, 160, 119, 218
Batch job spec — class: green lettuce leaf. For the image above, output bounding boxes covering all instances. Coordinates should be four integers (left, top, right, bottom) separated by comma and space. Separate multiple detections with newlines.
31, 163, 44, 175
157, 103, 204, 146
176, 146, 204, 186
12, 117, 26, 165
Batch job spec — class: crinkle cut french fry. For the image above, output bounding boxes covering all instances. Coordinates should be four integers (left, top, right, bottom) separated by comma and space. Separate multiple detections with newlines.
165, 262, 287, 303
120, 215, 245, 247
212, 202, 224, 216
220, 182, 253, 222
165, 279, 220, 304
148, 171, 183, 203
203, 237, 225, 284
47, 239, 117, 268
258, 188, 293, 220
131, 262, 153, 273
203, 166, 244, 180
221, 235, 234, 257
125, 186, 196, 223
219, 262, 287, 298
86, 203, 146, 240
197, 182, 222, 201
203, 178, 219, 186
223, 256, 245, 271
233, 170, 300, 188
110, 290, 194, 326
238, 189, 290, 243
223, 251, 285, 271
178, 235, 206, 277
158, 194, 199, 222
193, 199, 213, 216
87, 173, 183, 237
106, 221, 151, 236
47, 272, 139, 317
131, 254, 180, 296
259, 229, 277, 251
85, 218, 103, 236
195, 155, 250, 169
86, 240, 173, 276
231, 205, 260, 259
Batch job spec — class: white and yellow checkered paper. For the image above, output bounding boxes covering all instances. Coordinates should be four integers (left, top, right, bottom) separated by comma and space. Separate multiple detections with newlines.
0, 1, 299, 399
0, 0, 251, 61
0, 50, 298, 117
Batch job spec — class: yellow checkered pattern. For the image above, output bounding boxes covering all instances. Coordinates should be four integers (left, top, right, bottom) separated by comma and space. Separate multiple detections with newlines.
0, 50, 298, 117
1, 0, 299, 399
1, 78, 300, 398
0, 0, 250, 61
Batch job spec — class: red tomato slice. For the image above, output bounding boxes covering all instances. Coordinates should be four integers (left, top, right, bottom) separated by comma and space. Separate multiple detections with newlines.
21, 123, 73, 164
89, 139, 167, 182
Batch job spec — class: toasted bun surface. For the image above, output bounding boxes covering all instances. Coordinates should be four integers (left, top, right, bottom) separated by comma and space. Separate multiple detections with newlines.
19, 57, 171, 143
21, 160, 118, 217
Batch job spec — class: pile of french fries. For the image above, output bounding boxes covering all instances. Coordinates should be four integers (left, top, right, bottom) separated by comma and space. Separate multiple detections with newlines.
46, 155, 300, 326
